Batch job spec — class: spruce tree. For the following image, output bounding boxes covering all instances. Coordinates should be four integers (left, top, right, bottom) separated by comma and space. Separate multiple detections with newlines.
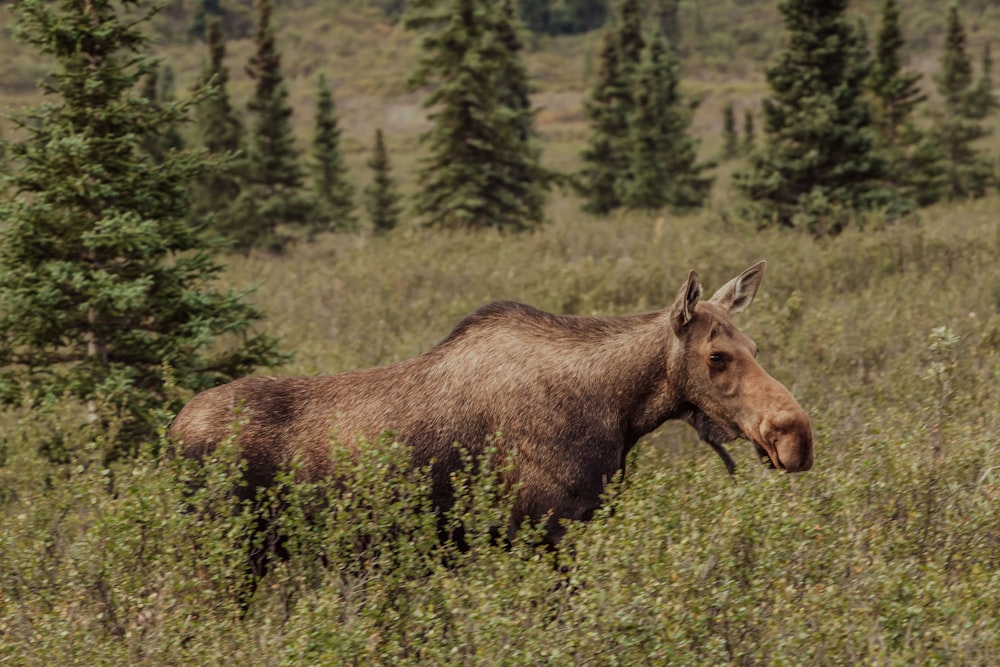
365, 128, 402, 235
617, 0, 645, 77
311, 72, 356, 236
741, 108, 755, 155
493, 0, 552, 224
140, 64, 184, 163
229, 0, 313, 252
932, 3, 992, 199
580, 29, 631, 214
735, 0, 892, 236
868, 0, 943, 208
722, 102, 738, 160
969, 42, 999, 120
622, 30, 711, 211
407, 0, 549, 230
654, 0, 680, 50
0, 0, 285, 461
192, 17, 244, 230
868, 0, 925, 146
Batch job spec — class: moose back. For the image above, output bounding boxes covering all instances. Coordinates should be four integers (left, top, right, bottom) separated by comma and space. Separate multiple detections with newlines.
171, 261, 813, 544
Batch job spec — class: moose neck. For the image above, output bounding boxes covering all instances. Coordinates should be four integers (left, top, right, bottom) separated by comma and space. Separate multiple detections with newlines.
561, 310, 686, 446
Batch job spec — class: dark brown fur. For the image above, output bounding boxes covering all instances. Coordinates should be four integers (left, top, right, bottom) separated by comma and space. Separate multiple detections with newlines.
171, 262, 813, 544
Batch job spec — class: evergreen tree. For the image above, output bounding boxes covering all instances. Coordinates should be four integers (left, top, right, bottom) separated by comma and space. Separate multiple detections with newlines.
868, 0, 943, 207
969, 42, 999, 120
617, 0, 645, 77
579, 29, 631, 214
735, 0, 892, 236
654, 0, 680, 50
932, 3, 992, 199
622, 30, 711, 211
192, 17, 244, 229
311, 72, 356, 236
229, 0, 313, 252
365, 128, 402, 235
722, 102, 738, 160
140, 64, 184, 163
868, 0, 925, 146
0, 0, 285, 461
493, 0, 552, 223
190, 0, 222, 41
741, 107, 755, 155
517, 0, 551, 34
406, 0, 549, 230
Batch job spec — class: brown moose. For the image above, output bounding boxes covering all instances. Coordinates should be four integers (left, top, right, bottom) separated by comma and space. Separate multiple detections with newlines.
171, 261, 813, 544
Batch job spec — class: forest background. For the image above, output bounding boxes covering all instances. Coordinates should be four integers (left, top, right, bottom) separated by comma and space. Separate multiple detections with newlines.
2, 0, 1000, 664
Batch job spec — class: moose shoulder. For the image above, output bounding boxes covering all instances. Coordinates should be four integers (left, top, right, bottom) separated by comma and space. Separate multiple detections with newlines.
171, 261, 813, 544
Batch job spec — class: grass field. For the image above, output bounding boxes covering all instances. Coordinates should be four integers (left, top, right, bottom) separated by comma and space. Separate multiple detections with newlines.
2, 193, 999, 664
2, 1, 1000, 664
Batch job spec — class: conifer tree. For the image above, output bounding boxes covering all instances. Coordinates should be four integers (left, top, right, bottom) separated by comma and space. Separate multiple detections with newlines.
580, 29, 631, 214
617, 0, 645, 77
406, 0, 549, 230
493, 0, 552, 223
932, 3, 993, 199
969, 42, 999, 120
622, 30, 711, 211
0, 0, 285, 461
311, 73, 356, 236
229, 0, 313, 252
741, 108, 755, 155
654, 0, 680, 50
140, 64, 184, 163
192, 17, 244, 229
735, 0, 892, 236
868, 0, 925, 146
867, 0, 943, 208
722, 102, 738, 160
365, 128, 402, 235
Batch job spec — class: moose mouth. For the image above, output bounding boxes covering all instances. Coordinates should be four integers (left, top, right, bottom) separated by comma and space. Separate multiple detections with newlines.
688, 412, 783, 474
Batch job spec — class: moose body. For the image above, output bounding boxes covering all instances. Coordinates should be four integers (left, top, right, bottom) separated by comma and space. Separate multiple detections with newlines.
171, 261, 813, 544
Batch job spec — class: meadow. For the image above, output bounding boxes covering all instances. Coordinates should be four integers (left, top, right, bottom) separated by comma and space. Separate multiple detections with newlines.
3, 1, 1000, 664
2, 192, 999, 665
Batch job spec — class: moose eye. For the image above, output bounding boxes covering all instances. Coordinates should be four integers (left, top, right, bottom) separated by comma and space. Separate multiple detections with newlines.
708, 353, 726, 366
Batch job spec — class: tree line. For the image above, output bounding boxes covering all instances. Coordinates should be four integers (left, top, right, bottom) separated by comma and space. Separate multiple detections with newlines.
0, 0, 997, 461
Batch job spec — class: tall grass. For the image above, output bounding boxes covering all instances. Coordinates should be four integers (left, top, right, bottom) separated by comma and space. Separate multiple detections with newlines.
2, 195, 999, 664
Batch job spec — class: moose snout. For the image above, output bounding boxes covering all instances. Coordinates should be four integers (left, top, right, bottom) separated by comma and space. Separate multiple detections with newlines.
760, 409, 814, 472
751, 406, 813, 472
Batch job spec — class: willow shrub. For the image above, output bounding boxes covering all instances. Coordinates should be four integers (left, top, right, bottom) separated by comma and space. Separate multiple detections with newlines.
2, 197, 1000, 664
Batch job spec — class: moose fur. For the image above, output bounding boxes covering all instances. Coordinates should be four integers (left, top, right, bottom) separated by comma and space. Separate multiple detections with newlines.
171, 261, 813, 544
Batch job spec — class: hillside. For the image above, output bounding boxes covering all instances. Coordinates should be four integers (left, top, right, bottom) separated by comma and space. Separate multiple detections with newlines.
4, 0, 1000, 176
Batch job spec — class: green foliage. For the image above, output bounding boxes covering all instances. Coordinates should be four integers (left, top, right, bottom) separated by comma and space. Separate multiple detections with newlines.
516, 0, 609, 36
721, 101, 738, 160
407, 0, 550, 231
741, 106, 755, 156
735, 0, 899, 235
932, 3, 994, 201
0, 0, 286, 461
310, 72, 357, 236
191, 16, 244, 234
227, 0, 315, 253
364, 128, 403, 234
621, 30, 712, 212
579, 29, 630, 215
3, 196, 1000, 662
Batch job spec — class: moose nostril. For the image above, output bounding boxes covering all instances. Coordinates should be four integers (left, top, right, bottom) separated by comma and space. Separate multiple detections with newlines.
764, 412, 813, 473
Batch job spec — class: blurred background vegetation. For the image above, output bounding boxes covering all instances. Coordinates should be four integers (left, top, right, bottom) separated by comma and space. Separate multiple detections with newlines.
1, 0, 1000, 664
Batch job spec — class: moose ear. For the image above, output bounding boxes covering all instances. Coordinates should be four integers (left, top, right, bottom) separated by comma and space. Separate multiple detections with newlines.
709, 260, 766, 315
671, 270, 702, 331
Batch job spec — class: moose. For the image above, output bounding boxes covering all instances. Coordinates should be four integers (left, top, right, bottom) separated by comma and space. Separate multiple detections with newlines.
171, 261, 813, 545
